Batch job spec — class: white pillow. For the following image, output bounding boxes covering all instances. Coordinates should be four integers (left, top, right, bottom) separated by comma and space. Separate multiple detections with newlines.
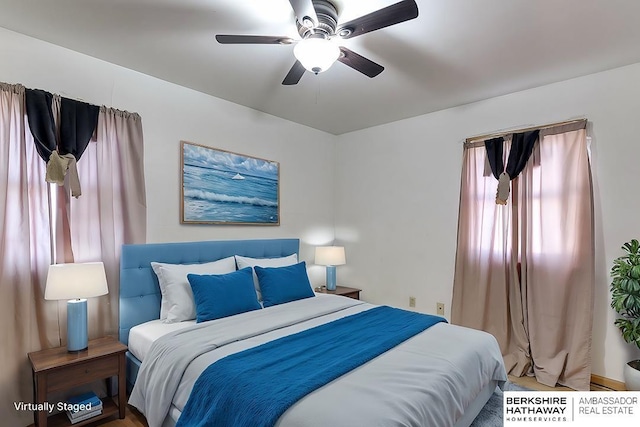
234, 254, 298, 300
151, 256, 237, 323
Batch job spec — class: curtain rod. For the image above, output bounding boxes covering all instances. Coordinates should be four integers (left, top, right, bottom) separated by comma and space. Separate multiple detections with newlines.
50, 88, 139, 119
465, 118, 587, 143
1, 81, 138, 117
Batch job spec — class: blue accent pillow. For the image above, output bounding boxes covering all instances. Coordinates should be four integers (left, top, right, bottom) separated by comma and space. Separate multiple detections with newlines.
254, 261, 315, 308
187, 267, 261, 323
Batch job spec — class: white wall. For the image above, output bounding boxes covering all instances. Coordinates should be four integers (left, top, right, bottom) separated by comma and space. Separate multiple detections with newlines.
335, 62, 640, 382
0, 27, 337, 284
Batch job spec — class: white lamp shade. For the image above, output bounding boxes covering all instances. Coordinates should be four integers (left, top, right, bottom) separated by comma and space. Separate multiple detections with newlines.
45, 262, 109, 300
293, 38, 340, 73
315, 246, 346, 266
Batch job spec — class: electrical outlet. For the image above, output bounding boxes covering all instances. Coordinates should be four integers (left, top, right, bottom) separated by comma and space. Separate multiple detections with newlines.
437, 302, 445, 316
409, 296, 416, 308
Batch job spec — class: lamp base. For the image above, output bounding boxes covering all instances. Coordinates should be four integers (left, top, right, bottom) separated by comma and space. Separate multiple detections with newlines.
326, 265, 337, 291
67, 299, 88, 352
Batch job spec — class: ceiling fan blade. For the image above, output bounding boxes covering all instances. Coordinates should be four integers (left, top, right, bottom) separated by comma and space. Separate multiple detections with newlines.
288, 0, 318, 27
338, 47, 384, 78
336, 0, 419, 39
216, 35, 294, 44
282, 60, 306, 85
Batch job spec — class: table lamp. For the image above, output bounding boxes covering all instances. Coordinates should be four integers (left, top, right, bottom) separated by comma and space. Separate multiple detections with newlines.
315, 246, 346, 291
45, 262, 108, 352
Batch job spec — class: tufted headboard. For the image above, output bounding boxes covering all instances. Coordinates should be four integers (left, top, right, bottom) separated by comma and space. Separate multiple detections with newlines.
118, 238, 300, 346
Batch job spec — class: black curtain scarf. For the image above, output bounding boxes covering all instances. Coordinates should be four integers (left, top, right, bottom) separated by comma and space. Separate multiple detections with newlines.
484, 137, 504, 180
505, 130, 539, 179
24, 89, 56, 162
25, 88, 99, 162
484, 130, 540, 180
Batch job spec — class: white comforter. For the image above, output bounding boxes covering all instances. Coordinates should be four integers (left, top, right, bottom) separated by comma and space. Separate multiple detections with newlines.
129, 294, 506, 427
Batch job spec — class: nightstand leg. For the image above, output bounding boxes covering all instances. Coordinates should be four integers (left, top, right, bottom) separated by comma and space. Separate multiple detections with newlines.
118, 352, 126, 419
34, 373, 48, 427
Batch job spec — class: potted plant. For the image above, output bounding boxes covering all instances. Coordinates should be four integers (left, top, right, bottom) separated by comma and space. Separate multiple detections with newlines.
610, 239, 640, 390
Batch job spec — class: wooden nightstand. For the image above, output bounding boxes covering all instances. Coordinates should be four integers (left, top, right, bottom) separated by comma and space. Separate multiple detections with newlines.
27, 336, 127, 427
316, 285, 361, 300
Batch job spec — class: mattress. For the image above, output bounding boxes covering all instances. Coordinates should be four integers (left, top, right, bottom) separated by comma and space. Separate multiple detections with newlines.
130, 294, 507, 427
127, 296, 300, 361
128, 319, 195, 361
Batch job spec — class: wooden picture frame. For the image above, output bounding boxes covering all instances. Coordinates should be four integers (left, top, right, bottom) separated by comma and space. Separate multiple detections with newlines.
181, 141, 280, 225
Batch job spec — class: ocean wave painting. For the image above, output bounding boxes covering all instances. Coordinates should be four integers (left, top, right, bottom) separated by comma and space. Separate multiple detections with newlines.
181, 141, 279, 224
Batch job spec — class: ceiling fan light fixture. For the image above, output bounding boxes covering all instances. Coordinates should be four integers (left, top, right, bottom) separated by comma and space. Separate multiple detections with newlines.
293, 37, 340, 74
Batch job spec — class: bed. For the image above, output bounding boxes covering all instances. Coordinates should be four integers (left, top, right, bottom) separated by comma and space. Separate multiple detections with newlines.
119, 238, 507, 427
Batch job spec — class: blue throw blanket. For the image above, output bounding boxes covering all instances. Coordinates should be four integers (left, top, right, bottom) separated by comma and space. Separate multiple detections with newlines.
176, 306, 446, 427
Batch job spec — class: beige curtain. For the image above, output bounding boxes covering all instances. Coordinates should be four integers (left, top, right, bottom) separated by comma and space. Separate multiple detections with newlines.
452, 122, 594, 391
0, 83, 54, 426
70, 107, 146, 340
0, 83, 146, 426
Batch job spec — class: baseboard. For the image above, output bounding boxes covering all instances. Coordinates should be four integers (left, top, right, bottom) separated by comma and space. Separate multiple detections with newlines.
591, 374, 626, 391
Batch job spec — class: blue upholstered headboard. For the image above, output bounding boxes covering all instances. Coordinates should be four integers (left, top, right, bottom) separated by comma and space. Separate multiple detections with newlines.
118, 238, 300, 345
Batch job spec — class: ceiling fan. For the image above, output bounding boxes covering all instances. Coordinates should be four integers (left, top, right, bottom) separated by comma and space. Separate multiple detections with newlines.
216, 0, 419, 85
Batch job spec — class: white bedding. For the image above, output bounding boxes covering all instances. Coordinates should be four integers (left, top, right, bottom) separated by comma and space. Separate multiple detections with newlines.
128, 319, 196, 361
129, 294, 507, 427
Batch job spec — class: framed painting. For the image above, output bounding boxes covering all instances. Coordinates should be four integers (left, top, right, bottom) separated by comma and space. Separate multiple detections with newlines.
181, 141, 280, 225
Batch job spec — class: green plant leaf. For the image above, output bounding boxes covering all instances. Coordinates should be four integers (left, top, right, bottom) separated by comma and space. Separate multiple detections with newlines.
611, 239, 640, 351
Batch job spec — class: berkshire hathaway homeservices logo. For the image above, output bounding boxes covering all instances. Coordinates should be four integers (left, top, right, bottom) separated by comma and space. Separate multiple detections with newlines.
504, 391, 640, 426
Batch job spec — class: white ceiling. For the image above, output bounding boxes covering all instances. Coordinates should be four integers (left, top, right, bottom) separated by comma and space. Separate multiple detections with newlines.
1, 0, 640, 135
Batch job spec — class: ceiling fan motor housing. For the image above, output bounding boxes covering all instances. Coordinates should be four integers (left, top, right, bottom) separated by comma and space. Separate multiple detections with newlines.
297, 0, 339, 39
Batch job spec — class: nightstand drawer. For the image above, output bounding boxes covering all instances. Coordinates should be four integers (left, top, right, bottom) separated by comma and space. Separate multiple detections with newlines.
341, 291, 360, 299
47, 357, 118, 393
315, 285, 361, 300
